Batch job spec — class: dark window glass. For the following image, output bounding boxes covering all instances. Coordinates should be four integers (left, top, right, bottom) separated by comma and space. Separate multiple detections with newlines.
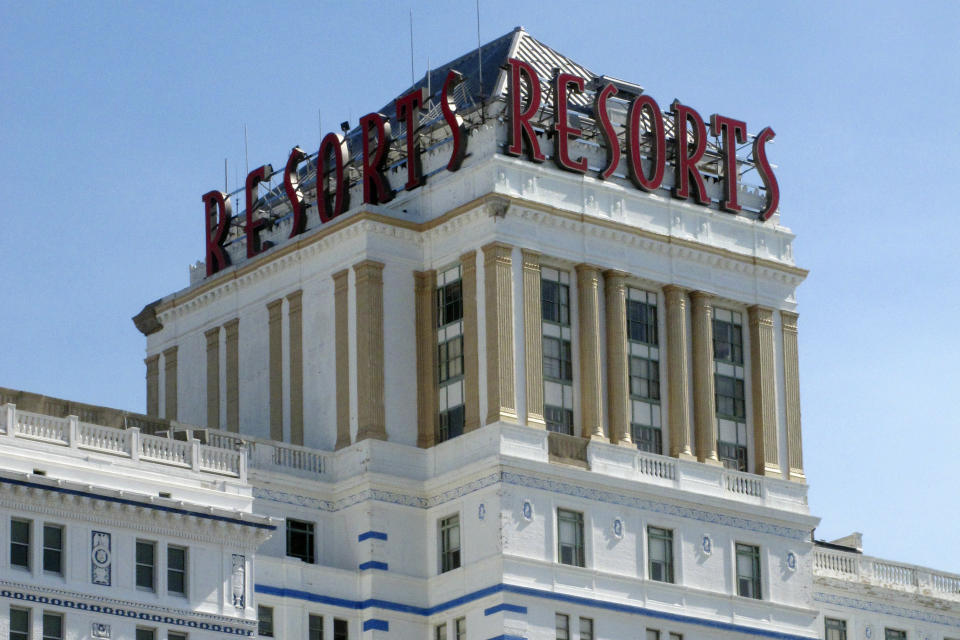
168, 633, 188, 640
455, 617, 466, 640
136, 629, 156, 640
10, 607, 29, 640
438, 336, 464, 383
555, 613, 570, 640
545, 405, 574, 435
713, 318, 743, 365
309, 614, 324, 640
718, 440, 748, 471
542, 280, 570, 325
826, 619, 847, 640
557, 509, 584, 567
258, 605, 274, 637
167, 546, 186, 595
286, 519, 316, 564
42, 612, 63, 640
647, 527, 674, 583
439, 514, 461, 573
136, 540, 155, 590
543, 337, 572, 382
646, 631, 660, 640
736, 543, 762, 599
715, 374, 745, 419
434, 623, 447, 640
333, 618, 348, 640
436, 280, 463, 327
437, 405, 465, 443
885, 631, 906, 640
629, 357, 660, 400
579, 617, 594, 640
11, 518, 30, 569
633, 424, 662, 454
43, 524, 63, 575
627, 299, 657, 345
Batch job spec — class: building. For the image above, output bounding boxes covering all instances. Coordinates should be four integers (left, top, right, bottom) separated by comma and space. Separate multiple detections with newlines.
2, 26, 958, 640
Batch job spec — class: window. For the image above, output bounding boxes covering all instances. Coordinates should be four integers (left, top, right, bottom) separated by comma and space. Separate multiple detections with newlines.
628, 289, 662, 453
333, 618, 348, 640
10, 607, 29, 640
42, 611, 63, 640
437, 405, 464, 443
136, 629, 156, 640
455, 617, 466, 640
557, 509, 584, 567
168, 633, 188, 640
167, 545, 187, 595
579, 617, 594, 640
556, 613, 570, 640
713, 308, 747, 471
11, 518, 30, 569
647, 526, 674, 583
646, 630, 660, 640
43, 524, 63, 575
258, 605, 274, 637
736, 543, 761, 599
136, 540, 156, 590
436, 265, 465, 444
885, 630, 906, 640
825, 619, 847, 640
542, 268, 575, 435
437, 275, 462, 327
543, 336, 573, 382
669, 634, 683, 640
286, 519, 316, 564
439, 514, 461, 573
434, 623, 447, 640
309, 614, 324, 640
542, 279, 570, 325
544, 403, 574, 435
438, 337, 463, 383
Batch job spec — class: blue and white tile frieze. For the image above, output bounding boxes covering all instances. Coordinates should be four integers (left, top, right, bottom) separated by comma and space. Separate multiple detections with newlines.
814, 592, 960, 628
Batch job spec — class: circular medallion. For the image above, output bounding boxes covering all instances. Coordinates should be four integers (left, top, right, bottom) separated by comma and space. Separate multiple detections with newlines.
612, 518, 624, 539
521, 500, 533, 521
786, 551, 797, 571
701, 534, 713, 556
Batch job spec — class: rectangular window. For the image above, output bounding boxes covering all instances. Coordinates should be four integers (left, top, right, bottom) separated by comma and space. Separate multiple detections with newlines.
333, 618, 348, 640
544, 404, 574, 435
542, 268, 575, 436
556, 613, 570, 640
438, 336, 464, 383
646, 630, 660, 640
628, 297, 658, 345
455, 617, 466, 640
258, 605, 274, 637
543, 336, 573, 382
628, 289, 662, 454
309, 614, 324, 640
669, 634, 683, 640
736, 543, 762, 599
542, 279, 570, 325
10, 607, 29, 640
135, 629, 156, 640
168, 633, 188, 640
42, 611, 63, 640
437, 405, 465, 443
885, 631, 906, 640
11, 518, 30, 570
436, 265, 465, 444
579, 617, 594, 640
434, 623, 447, 640
43, 524, 63, 575
136, 540, 156, 590
286, 519, 316, 564
167, 545, 187, 595
713, 308, 747, 471
647, 526, 674, 583
825, 619, 847, 640
557, 509, 585, 567
437, 276, 463, 327
439, 514, 461, 573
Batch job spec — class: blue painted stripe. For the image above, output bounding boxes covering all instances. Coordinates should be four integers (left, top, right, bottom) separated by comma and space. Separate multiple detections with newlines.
487, 635, 526, 640
363, 619, 389, 631
359, 561, 388, 571
484, 603, 527, 616
255, 582, 813, 640
358, 530, 388, 542
0, 475, 275, 530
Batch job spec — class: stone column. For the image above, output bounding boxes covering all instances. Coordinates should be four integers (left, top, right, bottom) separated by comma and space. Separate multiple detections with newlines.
663, 286, 694, 458
163, 346, 178, 421
287, 290, 304, 446
482, 242, 517, 425
604, 270, 631, 445
414, 270, 438, 448
332, 270, 351, 449
224, 319, 240, 433
460, 251, 481, 433
521, 250, 545, 428
690, 291, 720, 465
576, 264, 606, 441
145, 355, 160, 417
267, 298, 284, 442
781, 311, 806, 483
354, 260, 387, 442
204, 327, 220, 430
748, 305, 781, 477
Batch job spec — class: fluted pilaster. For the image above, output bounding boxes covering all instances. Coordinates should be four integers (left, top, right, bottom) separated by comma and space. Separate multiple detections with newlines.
521, 250, 545, 428
577, 264, 606, 441
287, 290, 304, 446
460, 252, 480, 433
162, 346, 178, 421
224, 319, 239, 433
267, 298, 283, 441
690, 291, 720, 465
145, 354, 160, 417
204, 327, 220, 430
748, 305, 780, 477
333, 270, 351, 449
604, 270, 631, 445
781, 311, 806, 483
663, 285, 693, 459
482, 242, 517, 424
414, 270, 438, 448
354, 260, 387, 442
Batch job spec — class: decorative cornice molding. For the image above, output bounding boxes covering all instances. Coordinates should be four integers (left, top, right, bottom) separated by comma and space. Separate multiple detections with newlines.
813, 591, 960, 629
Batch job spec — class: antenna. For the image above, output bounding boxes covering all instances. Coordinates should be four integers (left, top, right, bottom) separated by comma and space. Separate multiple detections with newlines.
409, 9, 415, 86
224, 158, 228, 192
318, 109, 322, 146
243, 124, 249, 175
476, 0, 483, 96
427, 56, 431, 100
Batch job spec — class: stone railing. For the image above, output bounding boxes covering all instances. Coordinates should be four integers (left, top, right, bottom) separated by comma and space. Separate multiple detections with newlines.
1, 404, 244, 481
206, 429, 327, 477
814, 546, 960, 601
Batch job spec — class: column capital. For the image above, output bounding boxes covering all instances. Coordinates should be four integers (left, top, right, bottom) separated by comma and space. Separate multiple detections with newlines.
266, 298, 283, 313
204, 327, 220, 341
413, 270, 436, 293
144, 354, 160, 366
781, 310, 799, 332
482, 241, 513, 263
689, 289, 715, 305
162, 345, 178, 360
520, 249, 541, 271
574, 263, 603, 278
332, 268, 350, 292
353, 259, 385, 281
748, 304, 775, 328
286, 289, 303, 310
459, 249, 478, 267
224, 318, 240, 335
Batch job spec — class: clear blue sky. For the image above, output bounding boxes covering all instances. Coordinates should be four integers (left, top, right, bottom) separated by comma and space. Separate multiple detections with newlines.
1, 1, 957, 572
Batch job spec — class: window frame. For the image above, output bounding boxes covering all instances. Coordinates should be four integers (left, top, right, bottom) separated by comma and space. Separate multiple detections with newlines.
167, 544, 187, 596
579, 616, 594, 640
825, 618, 847, 640
135, 628, 157, 640
884, 630, 907, 640
168, 632, 188, 640
258, 605, 274, 637
136, 539, 156, 591
286, 518, 316, 564
10, 606, 30, 640
10, 517, 31, 571
735, 542, 762, 600
333, 618, 349, 640
434, 622, 447, 640
647, 526, 674, 583
42, 610, 63, 640
439, 513, 461, 573
42, 523, 64, 576
555, 612, 571, 640
308, 614, 324, 640
557, 508, 585, 568
454, 617, 466, 640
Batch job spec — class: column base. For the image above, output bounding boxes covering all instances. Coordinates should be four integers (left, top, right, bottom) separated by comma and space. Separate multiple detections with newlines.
355, 428, 388, 443
675, 451, 697, 461
525, 415, 547, 429
616, 438, 635, 448
789, 469, 807, 483
588, 432, 608, 443
699, 456, 724, 467
761, 464, 783, 478
486, 409, 519, 425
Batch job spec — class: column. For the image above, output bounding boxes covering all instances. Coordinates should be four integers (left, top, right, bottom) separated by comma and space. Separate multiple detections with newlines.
604, 270, 631, 445
748, 305, 781, 477
354, 260, 386, 442
287, 290, 304, 446
482, 242, 517, 424
333, 270, 351, 449
781, 311, 806, 483
663, 286, 693, 459
460, 251, 481, 433
521, 250, 545, 428
204, 327, 220, 430
576, 264, 605, 441
690, 291, 720, 465
163, 346, 178, 421
267, 298, 284, 442
414, 270, 438, 448
224, 319, 240, 433
145, 355, 160, 417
